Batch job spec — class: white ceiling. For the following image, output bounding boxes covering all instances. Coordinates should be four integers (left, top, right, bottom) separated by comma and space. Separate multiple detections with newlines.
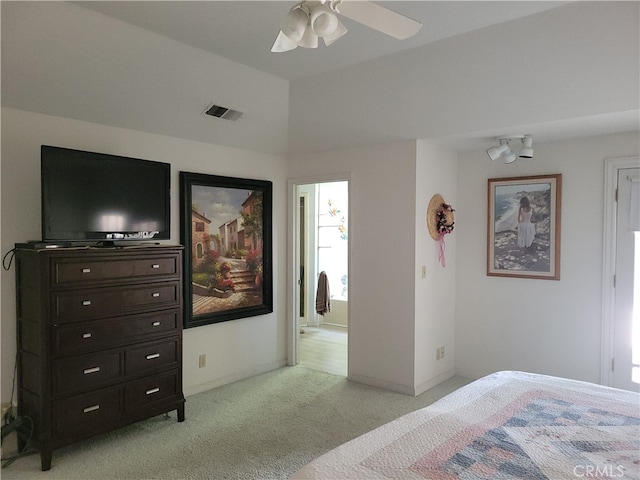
2, 1, 638, 156
75, 1, 570, 82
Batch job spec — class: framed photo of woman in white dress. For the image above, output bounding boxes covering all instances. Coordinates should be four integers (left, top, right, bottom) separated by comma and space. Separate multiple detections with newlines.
487, 174, 562, 280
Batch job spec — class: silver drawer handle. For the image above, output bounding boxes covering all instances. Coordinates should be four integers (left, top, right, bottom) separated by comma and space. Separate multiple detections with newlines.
146, 387, 160, 395
152, 292, 160, 298
82, 300, 92, 306
83, 405, 100, 413
152, 321, 161, 327
151, 264, 160, 269
82, 333, 92, 339
82, 268, 91, 273
84, 366, 101, 375
146, 353, 160, 360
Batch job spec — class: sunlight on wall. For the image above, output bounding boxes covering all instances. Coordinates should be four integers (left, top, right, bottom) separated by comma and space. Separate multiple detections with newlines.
317, 182, 348, 300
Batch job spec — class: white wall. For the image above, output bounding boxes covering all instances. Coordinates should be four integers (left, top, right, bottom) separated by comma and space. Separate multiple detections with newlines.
288, 2, 639, 154
0, 108, 288, 402
414, 142, 458, 394
455, 131, 640, 383
289, 141, 419, 394
1, 1, 290, 155
3, 110, 637, 404
322, 299, 348, 328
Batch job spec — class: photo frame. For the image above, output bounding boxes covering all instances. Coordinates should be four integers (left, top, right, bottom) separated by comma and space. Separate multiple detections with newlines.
487, 174, 561, 280
180, 172, 273, 328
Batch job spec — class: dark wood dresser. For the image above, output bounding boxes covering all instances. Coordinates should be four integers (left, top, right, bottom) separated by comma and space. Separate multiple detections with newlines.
14, 245, 185, 471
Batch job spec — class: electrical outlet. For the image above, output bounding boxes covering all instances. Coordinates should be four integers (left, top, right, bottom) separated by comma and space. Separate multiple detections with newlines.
198, 354, 206, 368
421, 265, 426, 278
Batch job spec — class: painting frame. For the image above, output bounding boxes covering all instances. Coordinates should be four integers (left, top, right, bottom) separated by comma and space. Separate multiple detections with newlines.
180, 171, 273, 328
487, 174, 562, 280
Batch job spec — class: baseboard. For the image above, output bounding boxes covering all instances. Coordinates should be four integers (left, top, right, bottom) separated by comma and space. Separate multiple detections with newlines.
347, 374, 416, 396
414, 368, 456, 396
348, 368, 457, 397
321, 322, 347, 329
184, 359, 287, 397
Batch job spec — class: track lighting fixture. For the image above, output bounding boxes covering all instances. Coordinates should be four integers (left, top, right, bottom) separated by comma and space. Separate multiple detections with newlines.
486, 135, 533, 164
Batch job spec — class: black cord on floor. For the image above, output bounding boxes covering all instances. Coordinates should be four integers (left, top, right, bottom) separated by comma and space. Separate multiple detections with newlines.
2, 248, 16, 271
1, 355, 37, 468
1, 415, 36, 468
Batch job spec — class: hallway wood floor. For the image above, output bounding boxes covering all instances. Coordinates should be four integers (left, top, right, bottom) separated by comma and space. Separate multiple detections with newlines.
299, 325, 347, 377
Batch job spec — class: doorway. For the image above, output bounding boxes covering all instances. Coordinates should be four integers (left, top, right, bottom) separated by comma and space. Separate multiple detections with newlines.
603, 157, 640, 392
288, 178, 349, 376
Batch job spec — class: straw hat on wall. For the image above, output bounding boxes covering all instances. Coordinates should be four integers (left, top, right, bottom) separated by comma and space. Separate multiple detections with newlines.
427, 194, 455, 240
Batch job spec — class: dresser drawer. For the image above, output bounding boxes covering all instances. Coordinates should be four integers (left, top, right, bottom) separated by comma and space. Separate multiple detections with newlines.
53, 386, 123, 438
52, 255, 178, 285
15, 246, 184, 471
126, 339, 179, 375
52, 310, 180, 356
53, 350, 123, 395
125, 371, 179, 410
52, 282, 179, 323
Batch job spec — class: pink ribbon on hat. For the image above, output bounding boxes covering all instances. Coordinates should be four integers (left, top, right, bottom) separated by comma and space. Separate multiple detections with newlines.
438, 233, 447, 267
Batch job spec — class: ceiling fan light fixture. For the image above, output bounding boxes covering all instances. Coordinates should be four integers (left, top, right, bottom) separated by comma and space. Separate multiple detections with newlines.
322, 20, 347, 46
271, 0, 422, 53
271, 30, 299, 52
298, 23, 319, 48
280, 6, 309, 43
310, 4, 339, 37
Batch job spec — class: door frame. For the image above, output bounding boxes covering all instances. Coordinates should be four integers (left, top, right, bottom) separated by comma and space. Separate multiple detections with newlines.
286, 173, 351, 368
601, 156, 640, 386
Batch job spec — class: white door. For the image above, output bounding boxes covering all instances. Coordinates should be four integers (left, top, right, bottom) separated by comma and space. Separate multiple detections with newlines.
613, 167, 640, 391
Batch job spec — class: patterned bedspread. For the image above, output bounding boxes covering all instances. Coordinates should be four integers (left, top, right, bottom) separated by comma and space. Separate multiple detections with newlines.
291, 371, 640, 479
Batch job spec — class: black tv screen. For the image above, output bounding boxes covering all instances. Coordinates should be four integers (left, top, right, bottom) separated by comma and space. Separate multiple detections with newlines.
41, 146, 171, 243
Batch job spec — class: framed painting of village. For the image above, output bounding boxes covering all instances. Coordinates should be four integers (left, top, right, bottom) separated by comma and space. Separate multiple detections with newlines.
180, 172, 273, 328
487, 174, 561, 280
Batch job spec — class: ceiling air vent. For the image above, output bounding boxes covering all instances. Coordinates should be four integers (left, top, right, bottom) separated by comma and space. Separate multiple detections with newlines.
205, 104, 244, 122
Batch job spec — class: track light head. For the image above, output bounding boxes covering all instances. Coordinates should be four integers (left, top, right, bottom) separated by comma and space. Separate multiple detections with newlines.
502, 150, 517, 164
487, 141, 510, 161
519, 135, 534, 159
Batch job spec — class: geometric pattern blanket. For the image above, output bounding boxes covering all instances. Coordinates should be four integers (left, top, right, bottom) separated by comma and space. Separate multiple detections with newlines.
291, 371, 640, 479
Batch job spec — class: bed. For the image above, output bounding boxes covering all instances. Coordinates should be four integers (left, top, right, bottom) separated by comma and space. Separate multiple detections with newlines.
291, 371, 639, 479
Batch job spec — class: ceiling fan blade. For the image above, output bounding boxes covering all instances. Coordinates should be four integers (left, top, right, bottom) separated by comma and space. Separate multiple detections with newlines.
336, 1, 422, 40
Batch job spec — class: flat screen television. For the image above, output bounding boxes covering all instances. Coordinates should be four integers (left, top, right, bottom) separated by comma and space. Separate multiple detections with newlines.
41, 146, 171, 244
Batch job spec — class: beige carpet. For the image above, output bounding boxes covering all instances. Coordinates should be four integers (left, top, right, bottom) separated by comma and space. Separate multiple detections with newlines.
1, 366, 470, 479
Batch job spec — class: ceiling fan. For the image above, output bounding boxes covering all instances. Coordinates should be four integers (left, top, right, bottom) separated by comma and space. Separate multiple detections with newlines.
271, 0, 422, 52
